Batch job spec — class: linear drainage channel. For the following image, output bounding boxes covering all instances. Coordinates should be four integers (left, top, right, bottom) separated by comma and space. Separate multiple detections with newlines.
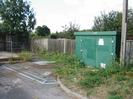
4, 66, 58, 85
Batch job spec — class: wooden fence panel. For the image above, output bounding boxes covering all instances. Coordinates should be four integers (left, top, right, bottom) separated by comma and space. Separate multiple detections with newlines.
126, 40, 133, 63
48, 39, 64, 53
31, 39, 48, 52
66, 39, 75, 54
48, 39, 75, 53
31, 38, 75, 54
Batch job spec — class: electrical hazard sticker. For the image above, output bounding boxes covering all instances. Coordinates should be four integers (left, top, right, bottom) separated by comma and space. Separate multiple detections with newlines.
98, 38, 104, 46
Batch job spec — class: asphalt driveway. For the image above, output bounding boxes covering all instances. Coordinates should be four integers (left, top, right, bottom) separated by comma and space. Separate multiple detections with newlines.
0, 61, 71, 99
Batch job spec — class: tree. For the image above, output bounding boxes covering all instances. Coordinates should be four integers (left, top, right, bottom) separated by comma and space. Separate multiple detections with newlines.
0, 0, 36, 34
50, 22, 80, 39
35, 25, 51, 36
127, 9, 133, 34
50, 33, 57, 39
62, 22, 80, 39
92, 9, 133, 34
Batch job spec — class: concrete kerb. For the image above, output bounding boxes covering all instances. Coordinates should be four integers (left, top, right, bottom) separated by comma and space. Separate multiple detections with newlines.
57, 76, 88, 99
0, 52, 18, 59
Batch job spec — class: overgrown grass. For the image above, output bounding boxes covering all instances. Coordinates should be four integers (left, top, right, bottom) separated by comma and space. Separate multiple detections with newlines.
38, 51, 133, 99
38, 51, 83, 65
18, 51, 32, 62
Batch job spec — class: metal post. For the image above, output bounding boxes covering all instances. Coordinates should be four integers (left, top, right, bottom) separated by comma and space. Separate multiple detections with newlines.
120, 0, 128, 64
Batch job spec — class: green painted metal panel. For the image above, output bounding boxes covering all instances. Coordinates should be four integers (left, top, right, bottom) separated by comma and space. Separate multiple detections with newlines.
82, 38, 96, 66
74, 31, 118, 68
75, 36, 81, 58
96, 36, 116, 67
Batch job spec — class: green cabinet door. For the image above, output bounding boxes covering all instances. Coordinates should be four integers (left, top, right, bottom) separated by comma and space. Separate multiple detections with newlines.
81, 38, 96, 66
96, 37, 115, 68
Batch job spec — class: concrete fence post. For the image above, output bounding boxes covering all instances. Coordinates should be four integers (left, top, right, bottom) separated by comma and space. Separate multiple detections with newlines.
63, 39, 66, 53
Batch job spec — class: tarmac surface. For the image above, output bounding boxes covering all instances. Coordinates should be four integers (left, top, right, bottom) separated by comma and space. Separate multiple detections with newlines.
0, 62, 71, 99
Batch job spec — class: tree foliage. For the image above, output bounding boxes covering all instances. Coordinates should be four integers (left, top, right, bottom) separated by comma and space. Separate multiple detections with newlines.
0, 0, 36, 34
35, 25, 51, 36
51, 22, 80, 39
92, 9, 133, 34
62, 22, 80, 39
128, 9, 133, 34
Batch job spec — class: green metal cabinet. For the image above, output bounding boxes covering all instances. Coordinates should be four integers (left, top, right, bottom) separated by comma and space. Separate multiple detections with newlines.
74, 31, 117, 68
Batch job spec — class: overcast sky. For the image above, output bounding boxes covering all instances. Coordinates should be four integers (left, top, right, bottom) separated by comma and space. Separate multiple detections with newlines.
31, 0, 133, 33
